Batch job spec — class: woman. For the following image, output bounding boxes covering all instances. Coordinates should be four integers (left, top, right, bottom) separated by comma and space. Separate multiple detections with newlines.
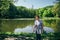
33, 15, 43, 40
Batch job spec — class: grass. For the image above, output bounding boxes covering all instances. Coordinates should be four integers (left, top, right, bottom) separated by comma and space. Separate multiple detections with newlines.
0, 32, 60, 40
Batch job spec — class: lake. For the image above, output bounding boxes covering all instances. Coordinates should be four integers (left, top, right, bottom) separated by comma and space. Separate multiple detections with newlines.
0, 18, 60, 33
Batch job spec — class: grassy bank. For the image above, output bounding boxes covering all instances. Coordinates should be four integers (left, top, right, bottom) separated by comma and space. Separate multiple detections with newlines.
0, 32, 60, 40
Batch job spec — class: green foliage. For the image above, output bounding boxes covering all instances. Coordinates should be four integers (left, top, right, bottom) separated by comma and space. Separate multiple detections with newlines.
36, 6, 54, 18
0, 0, 9, 18
52, 0, 60, 17
17, 6, 36, 18
43, 8, 54, 17
0, 0, 55, 18
0, 0, 15, 18
36, 8, 46, 18
0, 32, 60, 40
0, 0, 60, 18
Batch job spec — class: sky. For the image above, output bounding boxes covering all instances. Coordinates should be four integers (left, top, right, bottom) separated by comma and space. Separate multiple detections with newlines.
14, 0, 56, 9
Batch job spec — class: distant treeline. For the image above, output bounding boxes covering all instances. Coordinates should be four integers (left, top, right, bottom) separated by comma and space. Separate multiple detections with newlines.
0, 0, 60, 19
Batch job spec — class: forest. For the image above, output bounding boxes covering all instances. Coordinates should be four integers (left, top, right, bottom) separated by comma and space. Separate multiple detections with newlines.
0, 0, 60, 19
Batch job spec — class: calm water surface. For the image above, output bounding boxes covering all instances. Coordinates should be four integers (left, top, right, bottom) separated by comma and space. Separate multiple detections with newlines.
0, 19, 60, 33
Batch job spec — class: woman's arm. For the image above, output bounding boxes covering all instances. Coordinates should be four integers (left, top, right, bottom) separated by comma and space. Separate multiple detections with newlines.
33, 25, 37, 32
33, 21, 37, 32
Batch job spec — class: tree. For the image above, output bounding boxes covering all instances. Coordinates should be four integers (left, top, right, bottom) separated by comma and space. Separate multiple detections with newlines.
36, 6, 53, 18
7, 3, 18, 18
17, 6, 36, 18
52, 0, 60, 17
36, 8, 46, 18
0, 0, 15, 18
43, 8, 54, 17
0, 0, 9, 18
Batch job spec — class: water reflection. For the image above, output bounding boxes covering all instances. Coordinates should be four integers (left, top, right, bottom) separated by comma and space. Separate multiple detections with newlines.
0, 19, 60, 33
14, 25, 33, 33
56, 19, 60, 32
14, 25, 54, 34
0, 20, 34, 32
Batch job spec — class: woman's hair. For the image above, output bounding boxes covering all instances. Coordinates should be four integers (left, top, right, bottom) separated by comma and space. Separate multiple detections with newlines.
35, 15, 40, 18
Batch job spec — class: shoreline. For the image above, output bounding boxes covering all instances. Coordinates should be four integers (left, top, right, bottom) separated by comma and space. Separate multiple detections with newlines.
0, 18, 60, 20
